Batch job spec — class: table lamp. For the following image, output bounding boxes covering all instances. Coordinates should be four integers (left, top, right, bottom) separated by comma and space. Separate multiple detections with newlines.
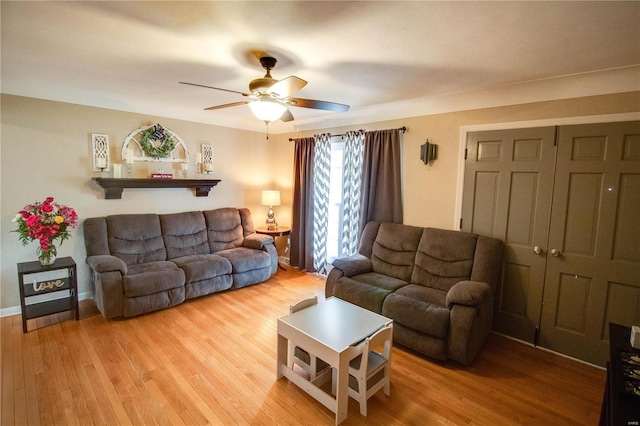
261, 190, 281, 230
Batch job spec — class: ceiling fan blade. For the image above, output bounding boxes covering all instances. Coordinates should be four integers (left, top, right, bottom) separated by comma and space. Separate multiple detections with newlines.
287, 97, 350, 112
204, 101, 249, 111
180, 81, 251, 97
268, 76, 307, 98
280, 109, 294, 122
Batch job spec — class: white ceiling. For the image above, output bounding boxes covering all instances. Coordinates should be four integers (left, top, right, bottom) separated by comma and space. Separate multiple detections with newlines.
2, 1, 639, 134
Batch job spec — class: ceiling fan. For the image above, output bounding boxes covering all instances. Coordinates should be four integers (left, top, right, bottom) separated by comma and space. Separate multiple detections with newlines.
180, 56, 350, 123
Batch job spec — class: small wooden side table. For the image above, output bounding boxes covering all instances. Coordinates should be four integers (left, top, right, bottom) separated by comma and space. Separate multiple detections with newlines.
17, 256, 78, 333
255, 226, 291, 270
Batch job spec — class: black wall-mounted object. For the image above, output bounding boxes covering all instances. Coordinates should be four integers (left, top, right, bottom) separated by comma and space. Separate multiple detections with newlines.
420, 140, 437, 164
93, 178, 221, 199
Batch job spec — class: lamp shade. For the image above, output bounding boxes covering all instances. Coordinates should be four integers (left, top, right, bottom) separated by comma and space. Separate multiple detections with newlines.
248, 98, 287, 123
261, 190, 281, 206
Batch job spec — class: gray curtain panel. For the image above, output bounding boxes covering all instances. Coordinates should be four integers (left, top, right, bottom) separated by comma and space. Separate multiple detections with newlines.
290, 137, 315, 271
359, 129, 403, 235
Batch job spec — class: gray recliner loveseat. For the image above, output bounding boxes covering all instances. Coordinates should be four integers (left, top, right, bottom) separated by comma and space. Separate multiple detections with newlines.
325, 221, 504, 365
84, 207, 277, 319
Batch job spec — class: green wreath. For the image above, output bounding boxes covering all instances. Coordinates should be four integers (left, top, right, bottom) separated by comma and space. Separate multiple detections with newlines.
140, 125, 175, 159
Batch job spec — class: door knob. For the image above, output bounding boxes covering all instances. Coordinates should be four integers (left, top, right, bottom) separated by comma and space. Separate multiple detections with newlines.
533, 246, 543, 255
550, 249, 561, 257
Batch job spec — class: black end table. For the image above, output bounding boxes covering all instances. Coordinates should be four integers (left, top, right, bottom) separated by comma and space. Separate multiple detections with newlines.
17, 256, 79, 333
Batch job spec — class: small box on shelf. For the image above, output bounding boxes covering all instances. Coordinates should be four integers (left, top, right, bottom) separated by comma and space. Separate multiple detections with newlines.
151, 173, 173, 179
631, 326, 640, 349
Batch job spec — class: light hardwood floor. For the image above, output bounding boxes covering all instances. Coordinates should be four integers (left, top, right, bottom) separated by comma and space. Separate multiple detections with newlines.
2, 268, 605, 425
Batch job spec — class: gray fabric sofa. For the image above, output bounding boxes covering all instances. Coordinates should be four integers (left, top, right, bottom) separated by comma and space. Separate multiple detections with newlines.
84, 207, 277, 319
325, 221, 503, 365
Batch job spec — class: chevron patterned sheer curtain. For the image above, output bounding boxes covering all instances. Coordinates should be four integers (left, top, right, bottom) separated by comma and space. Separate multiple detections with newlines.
290, 131, 366, 274
311, 134, 332, 273
341, 130, 365, 256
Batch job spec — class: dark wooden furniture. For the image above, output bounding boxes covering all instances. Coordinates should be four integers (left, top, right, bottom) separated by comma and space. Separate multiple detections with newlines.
255, 226, 291, 239
600, 323, 640, 426
17, 256, 78, 333
93, 177, 221, 199
255, 226, 291, 270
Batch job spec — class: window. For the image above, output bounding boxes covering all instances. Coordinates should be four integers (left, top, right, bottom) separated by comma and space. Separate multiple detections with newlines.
326, 141, 345, 263
312, 131, 364, 274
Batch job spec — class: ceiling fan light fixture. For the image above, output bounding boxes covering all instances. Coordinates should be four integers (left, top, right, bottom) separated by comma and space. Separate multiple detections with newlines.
182, 54, 349, 121
248, 98, 287, 123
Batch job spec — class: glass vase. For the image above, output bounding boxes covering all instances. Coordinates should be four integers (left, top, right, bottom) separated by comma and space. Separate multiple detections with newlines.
37, 245, 57, 266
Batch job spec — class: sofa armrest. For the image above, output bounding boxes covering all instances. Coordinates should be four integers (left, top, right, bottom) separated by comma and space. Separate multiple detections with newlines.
243, 233, 274, 250
86, 255, 127, 275
446, 280, 492, 309
331, 254, 372, 277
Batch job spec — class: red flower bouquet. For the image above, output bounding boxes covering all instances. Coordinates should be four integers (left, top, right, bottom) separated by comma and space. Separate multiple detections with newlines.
13, 197, 78, 265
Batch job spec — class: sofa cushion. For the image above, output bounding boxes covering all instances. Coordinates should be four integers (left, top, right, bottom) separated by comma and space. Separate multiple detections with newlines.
171, 254, 232, 284
84, 217, 110, 256
107, 214, 167, 265
446, 280, 492, 308
333, 276, 397, 314
332, 254, 372, 277
123, 287, 185, 318
216, 247, 271, 273
231, 268, 273, 289
86, 254, 127, 274
352, 272, 409, 292
411, 228, 478, 292
123, 261, 185, 298
238, 208, 256, 236
160, 211, 210, 259
394, 283, 447, 307
370, 222, 423, 282
392, 322, 448, 361
185, 275, 233, 299
383, 289, 450, 338
203, 208, 245, 252
243, 233, 273, 250
470, 235, 505, 292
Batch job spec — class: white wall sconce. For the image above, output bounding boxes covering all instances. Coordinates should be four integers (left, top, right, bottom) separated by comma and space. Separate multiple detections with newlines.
201, 144, 213, 174
261, 190, 281, 230
92, 134, 110, 172
420, 140, 437, 164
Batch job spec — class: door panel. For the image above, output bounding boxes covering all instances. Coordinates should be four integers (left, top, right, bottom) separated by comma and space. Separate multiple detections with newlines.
539, 121, 640, 365
564, 173, 602, 256
613, 173, 640, 262
462, 127, 557, 343
472, 172, 500, 236
464, 121, 640, 366
554, 273, 591, 333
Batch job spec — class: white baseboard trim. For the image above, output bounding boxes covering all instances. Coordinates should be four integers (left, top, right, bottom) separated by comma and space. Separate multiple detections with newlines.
0, 291, 93, 318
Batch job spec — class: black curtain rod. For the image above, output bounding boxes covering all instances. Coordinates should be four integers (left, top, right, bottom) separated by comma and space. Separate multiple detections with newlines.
289, 126, 406, 142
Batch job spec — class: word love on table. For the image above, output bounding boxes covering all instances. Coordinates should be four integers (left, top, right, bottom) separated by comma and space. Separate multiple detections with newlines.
32, 278, 68, 293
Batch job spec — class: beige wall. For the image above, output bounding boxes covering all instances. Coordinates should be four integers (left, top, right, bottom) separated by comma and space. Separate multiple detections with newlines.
0, 94, 286, 310
281, 92, 640, 229
2, 92, 638, 311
